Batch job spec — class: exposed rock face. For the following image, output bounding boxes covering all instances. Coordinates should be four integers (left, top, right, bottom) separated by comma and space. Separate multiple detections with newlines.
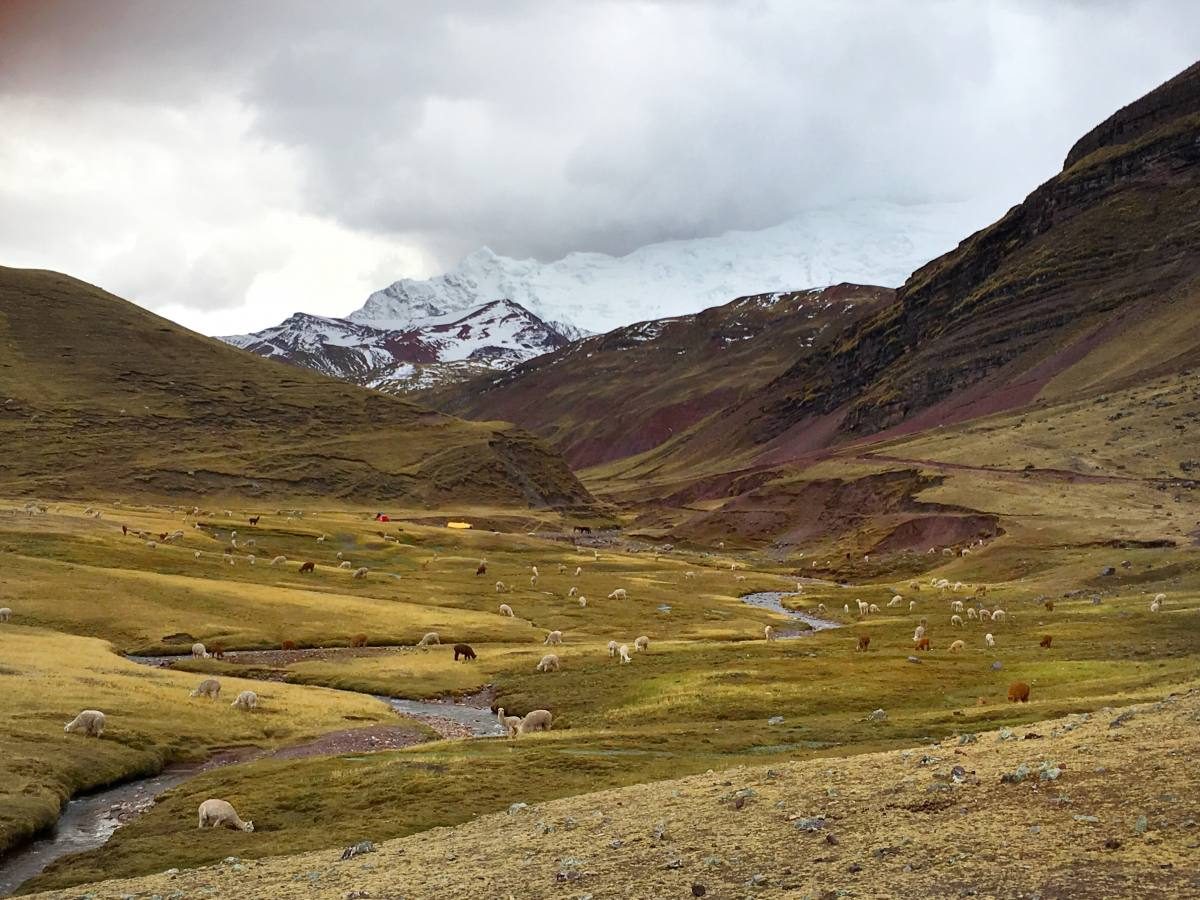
749, 61, 1200, 446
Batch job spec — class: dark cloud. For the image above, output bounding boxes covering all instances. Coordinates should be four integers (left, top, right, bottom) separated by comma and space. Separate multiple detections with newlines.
0, 0, 1198, 326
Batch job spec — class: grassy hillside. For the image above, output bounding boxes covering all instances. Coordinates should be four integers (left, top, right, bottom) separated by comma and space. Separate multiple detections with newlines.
0, 267, 594, 510
430, 285, 894, 469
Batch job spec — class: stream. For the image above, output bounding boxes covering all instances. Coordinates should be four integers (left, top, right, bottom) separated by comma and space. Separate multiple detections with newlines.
3, 600, 833, 893
740, 590, 844, 636
0, 658, 500, 896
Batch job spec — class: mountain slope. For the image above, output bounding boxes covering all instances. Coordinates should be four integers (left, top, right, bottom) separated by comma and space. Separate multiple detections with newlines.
430, 284, 895, 469
745, 60, 1200, 452
591, 59, 1200, 500
353, 200, 982, 335
0, 267, 594, 509
223, 299, 572, 393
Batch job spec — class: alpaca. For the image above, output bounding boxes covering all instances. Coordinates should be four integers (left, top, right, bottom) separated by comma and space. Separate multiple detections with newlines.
454, 643, 477, 661
856, 635, 870, 652
1040, 635, 1053, 648
299, 561, 315, 574
618, 644, 633, 663
197, 799, 254, 832
417, 632, 440, 647
519, 709, 553, 733
63, 710, 105, 737
496, 707, 522, 738
536, 653, 560, 672
607, 640, 619, 656
634, 635, 650, 651
499, 603, 514, 617
948, 639, 965, 653
985, 633, 995, 648
476, 560, 487, 576
190, 678, 221, 700
230, 690, 258, 711
1007, 681, 1030, 703
764, 625, 775, 641
544, 630, 563, 646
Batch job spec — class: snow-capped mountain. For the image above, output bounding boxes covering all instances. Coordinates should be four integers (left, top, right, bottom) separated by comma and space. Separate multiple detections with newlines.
350, 200, 985, 334
223, 199, 984, 393
222, 299, 572, 392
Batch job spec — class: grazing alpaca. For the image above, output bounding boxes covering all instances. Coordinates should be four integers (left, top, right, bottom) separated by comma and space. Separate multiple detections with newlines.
298, 561, 315, 574
535, 653, 560, 673
475, 560, 487, 576
1040, 635, 1053, 649
499, 603, 514, 617
856, 635, 870, 652
197, 799, 253, 832
453, 643, 477, 661
607, 639, 619, 656
764, 625, 775, 642
64, 710, 106, 737
1044, 600, 1055, 611
350, 634, 368, 648
948, 639, 965, 653
544, 630, 563, 646
1007, 681, 1031, 703
914, 637, 931, 651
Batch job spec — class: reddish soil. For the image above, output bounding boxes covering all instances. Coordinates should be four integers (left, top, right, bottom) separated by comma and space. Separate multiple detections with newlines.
870, 513, 1001, 553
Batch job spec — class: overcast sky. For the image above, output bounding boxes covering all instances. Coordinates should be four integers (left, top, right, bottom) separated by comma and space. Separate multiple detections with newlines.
1, 1, 1198, 335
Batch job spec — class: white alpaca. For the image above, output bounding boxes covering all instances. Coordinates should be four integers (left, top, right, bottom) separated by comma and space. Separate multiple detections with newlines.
634, 635, 650, 651
190, 678, 221, 700
499, 603, 514, 617
764, 625, 775, 641
607, 640, 619, 656
684, 571, 696, 579
887, 595, 902, 608
856, 599, 868, 616
194, 551, 202, 558
558, 564, 567, 574
197, 799, 254, 832
270, 555, 287, 566
531, 566, 539, 578
843, 604, 850, 615
868, 603, 880, 614
608, 589, 628, 601
979, 609, 992, 621
352, 566, 369, 579
1150, 599, 1161, 612
985, 633, 995, 648
519, 709, 553, 733
339, 560, 352, 569
574, 567, 582, 577
949, 639, 965, 653
618, 644, 633, 663
952, 601, 964, 613
336, 551, 344, 560
146, 540, 157, 549
536, 653, 561, 673
230, 690, 258, 711
908, 601, 917, 612
734, 574, 746, 582
0, 607, 11, 623
496, 707, 522, 738
1154, 593, 1166, 604
417, 632, 440, 647
967, 608, 978, 620
496, 581, 508, 593
191, 642, 209, 659
951, 615, 963, 627
818, 603, 827, 613
568, 587, 578, 597
578, 596, 587, 607
64, 709, 105, 737
991, 609, 1006, 622
544, 630, 563, 646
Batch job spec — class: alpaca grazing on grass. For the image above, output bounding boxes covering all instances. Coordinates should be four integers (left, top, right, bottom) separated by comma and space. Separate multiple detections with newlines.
453, 643, 477, 661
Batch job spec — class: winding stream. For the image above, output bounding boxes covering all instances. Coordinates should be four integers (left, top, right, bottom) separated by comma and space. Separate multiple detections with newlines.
3, 597, 836, 893
740, 590, 844, 636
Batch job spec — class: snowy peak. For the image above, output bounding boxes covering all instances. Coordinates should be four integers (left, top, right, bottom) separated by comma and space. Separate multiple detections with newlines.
220, 298, 571, 390
347, 200, 985, 335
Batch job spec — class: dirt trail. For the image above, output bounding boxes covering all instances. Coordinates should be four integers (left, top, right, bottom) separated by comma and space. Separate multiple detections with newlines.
859, 452, 1143, 485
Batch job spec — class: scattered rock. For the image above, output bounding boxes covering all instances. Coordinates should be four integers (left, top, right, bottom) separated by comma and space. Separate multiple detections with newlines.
1101, 567, 1116, 577
691, 885, 707, 897
1074, 815, 1100, 824
507, 802, 529, 815
1110, 711, 1136, 729
1039, 761, 1063, 782
339, 841, 376, 861
1104, 838, 1123, 851
867, 708, 887, 722
792, 816, 827, 832
907, 655, 922, 664
1001, 763, 1031, 784
1134, 815, 1149, 835
957, 733, 978, 745
768, 715, 785, 725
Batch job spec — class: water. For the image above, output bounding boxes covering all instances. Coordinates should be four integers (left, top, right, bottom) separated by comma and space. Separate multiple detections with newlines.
0, 756, 244, 897
378, 697, 505, 737
739, 591, 842, 636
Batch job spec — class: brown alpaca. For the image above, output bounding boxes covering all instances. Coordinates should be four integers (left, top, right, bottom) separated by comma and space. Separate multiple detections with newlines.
1008, 681, 1031, 703
453, 643, 477, 661
248, 515, 260, 525
856, 635, 870, 652
914, 637, 931, 651
281, 640, 297, 651
121, 524, 128, 536
1040, 635, 1053, 648
350, 634, 368, 648
209, 643, 225, 660
475, 561, 487, 576
298, 561, 315, 573
976, 696, 988, 706
1043, 600, 1054, 611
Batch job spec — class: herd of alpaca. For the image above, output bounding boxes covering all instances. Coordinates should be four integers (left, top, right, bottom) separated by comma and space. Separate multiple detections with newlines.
39, 504, 1185, 846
